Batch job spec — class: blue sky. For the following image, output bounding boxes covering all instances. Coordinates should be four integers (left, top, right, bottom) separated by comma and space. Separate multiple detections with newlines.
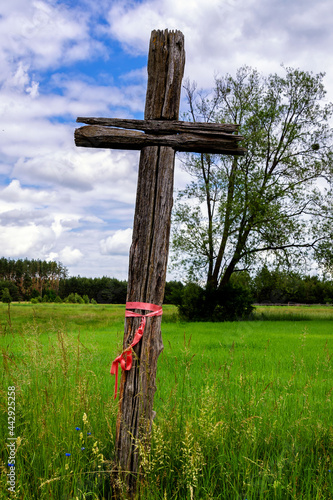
1, 0, 333, 279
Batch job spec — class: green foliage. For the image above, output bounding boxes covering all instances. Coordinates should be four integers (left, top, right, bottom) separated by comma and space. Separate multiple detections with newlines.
253, 266, 333, 304
176, 281, 253, 321
64, 292, 76, 303
176, 283, 205, 320
1, 287, 12, 304
30, 288, 40, 299
42, 288, 57, 302
0, 257, 67, 300
74, 293, 84, 304
163, 280, 184, 304
0, 280, 19, 301
64, 293, 85, 304
58, 276, 127, 304
214, 282, 254, 321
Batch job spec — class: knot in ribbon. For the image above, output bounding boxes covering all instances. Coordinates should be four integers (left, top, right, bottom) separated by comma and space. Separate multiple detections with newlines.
110, 302, 163, 399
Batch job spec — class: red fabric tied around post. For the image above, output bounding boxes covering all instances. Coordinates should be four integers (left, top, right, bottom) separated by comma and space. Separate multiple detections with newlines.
110, 302, 163, 399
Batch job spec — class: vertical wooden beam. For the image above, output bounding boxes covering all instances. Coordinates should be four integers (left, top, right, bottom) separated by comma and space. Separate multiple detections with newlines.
115, 30, 185, 494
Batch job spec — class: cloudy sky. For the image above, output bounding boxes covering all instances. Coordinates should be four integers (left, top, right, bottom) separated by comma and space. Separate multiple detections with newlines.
1, 0, 332, 279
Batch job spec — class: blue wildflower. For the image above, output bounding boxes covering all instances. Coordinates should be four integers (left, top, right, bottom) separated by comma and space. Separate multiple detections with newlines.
81, 447, 85, 451
8, 463, 14, 467
75, 427, 81, 431
65, 453, 71, 457
87, 432, 92, 436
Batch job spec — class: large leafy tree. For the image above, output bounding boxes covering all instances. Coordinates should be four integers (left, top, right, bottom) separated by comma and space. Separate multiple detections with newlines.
172, 66, 333, 302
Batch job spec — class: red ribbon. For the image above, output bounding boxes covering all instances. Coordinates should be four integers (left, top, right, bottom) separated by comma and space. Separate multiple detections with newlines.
110, 302, 163, 399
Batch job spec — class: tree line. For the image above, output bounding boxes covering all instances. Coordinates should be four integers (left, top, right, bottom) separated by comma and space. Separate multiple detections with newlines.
0, 258, 181, 304
0, 258, 67, 301
0, 258, 128, 303
1, 259, 332, 313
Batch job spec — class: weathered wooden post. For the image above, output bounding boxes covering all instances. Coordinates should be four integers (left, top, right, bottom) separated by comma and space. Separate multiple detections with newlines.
75, 28, 245, 497
113, 29, 185, 490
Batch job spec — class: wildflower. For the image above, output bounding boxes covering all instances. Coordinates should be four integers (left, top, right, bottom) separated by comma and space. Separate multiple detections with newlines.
8, 463, 14, 467
92, 441, 99, 454
87, 432, 92, 436
65, 464, 69, 470
83, 413, 88, 425
79, 432, 83, 441
75, 427, 81, 431
81, 447, 85, 451
16, 436, 22, 447
65, 453, 71, 457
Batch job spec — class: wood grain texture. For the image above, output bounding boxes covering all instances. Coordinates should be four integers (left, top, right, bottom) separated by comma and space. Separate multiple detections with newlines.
115, 29, 185, 495
76, 117, 240, 135
74, 125, 245, 155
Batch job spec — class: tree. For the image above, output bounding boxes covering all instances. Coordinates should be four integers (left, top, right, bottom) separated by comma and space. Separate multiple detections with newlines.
172, 66, 333, 314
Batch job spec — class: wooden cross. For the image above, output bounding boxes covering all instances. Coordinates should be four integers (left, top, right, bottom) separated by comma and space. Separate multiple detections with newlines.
75, 29, 244, 495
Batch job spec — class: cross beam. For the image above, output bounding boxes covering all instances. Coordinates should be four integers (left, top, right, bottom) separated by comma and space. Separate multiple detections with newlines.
74, 28, 244, 497
75, 118, 245, 154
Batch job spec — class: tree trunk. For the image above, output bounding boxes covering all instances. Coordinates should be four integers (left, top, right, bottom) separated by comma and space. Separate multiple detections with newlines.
115, 29, 185, 497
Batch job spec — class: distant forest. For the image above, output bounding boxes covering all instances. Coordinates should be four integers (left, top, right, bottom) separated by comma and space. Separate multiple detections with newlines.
0, 257, 332, 305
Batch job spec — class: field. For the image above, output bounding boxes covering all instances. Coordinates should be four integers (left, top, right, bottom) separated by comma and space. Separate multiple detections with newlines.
0, 303, 333, 499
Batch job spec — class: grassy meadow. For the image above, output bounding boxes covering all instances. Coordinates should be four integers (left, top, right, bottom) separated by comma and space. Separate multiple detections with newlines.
0, 303, 333, 499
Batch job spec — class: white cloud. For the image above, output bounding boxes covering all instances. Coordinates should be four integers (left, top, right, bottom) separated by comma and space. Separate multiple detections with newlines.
58, 246, 84, 265
12, 149, 139, 205
1, 179, 52, 205
100, 228, 132, 255
47, 246, 84, 266
106, 0, 333, 90
0, 0, 103, 76
0, 223, 54, 257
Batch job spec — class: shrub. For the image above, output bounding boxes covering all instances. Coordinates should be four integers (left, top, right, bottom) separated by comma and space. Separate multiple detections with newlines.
213, 282, 254, 321
64, 293, 85, 304
176, 282, 254, 321
83, 294, 90, 304
1, 288, 12, 304
176, 283, 206, 321
64, 293, 75, 303
74, 293, 84, 304
164, 281, 184, 304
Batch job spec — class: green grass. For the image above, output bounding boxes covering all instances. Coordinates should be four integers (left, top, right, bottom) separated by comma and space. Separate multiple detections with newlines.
0, 303, 332, 499
253, 304, 333, 321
